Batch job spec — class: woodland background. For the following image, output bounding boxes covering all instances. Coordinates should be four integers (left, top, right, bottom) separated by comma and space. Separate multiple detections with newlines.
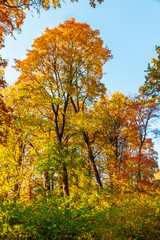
0, 0, 160, 239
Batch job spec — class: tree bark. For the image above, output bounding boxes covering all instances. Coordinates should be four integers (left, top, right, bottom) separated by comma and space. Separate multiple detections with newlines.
52, 95, 70, 197
62, 165, 69, 197
14, 141, 25, 201
44, 171, 50, 191
88, 147, 103, 188
83, 131, 103, 188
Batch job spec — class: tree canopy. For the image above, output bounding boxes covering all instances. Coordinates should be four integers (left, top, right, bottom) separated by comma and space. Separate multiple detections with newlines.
0, 6, 160, 239
3, 18, 111, 196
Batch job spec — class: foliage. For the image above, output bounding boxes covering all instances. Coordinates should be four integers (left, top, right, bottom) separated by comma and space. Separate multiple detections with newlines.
1, 190, 160, 239
0, 13, 160, 239
2, 18, 111, 196
0, 0, 104, 88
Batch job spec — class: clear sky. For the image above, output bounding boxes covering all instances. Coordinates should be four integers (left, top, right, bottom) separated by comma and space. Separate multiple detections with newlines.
1, 0, 160, 163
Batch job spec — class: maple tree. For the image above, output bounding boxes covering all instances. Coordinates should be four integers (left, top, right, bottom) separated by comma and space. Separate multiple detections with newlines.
3, 18, 111, 196
0, 0, 104, 90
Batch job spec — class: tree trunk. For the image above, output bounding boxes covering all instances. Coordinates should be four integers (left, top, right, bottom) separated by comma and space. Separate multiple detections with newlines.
14, 183, 20, 200
62, 165, 69, 197
88, 147, 103, 188
52, 96, 70, 197
14, 142, 25, 201
44, 171, 50, 191
83, 131, 103, 188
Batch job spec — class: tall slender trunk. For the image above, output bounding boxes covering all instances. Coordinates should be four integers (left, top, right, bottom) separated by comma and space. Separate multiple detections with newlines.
137, 154, 142, 183
52, 94, 70, 197
88, 146, 103, 188
44, 171, 50, 191
14, 142, 25, 201
29, 182, 33, 200
62, 165, 69, 197
137, 144, 143, 183
83, 131, 103, 188
14, 183, 20, 200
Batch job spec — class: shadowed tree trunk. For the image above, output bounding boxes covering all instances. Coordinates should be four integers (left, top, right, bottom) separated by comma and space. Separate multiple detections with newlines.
14, 141, 25, 201
83, 131, 103, 188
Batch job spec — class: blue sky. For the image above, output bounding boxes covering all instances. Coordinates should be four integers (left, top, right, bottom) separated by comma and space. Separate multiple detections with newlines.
1, 0, 160, 163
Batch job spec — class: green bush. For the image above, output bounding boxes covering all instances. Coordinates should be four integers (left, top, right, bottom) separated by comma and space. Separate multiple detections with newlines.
0, 192, 160, 239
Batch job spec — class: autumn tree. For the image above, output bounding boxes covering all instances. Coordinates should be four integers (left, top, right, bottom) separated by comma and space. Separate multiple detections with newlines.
89, 92, 159, 187
0, 0, 105, 94
0, 125, 45, 201
0, 87, 47, 201
3, 18, 111, 196
85, 92, 132, 187
99, 93, 130, 186
127, 99, 159, 184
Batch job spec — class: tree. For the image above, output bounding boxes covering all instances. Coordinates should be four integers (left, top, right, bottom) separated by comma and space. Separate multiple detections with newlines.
90, 92, 159, 187
4, 18, 111, 196
0, 0, 104, 89
127, 99, 159, 183
88, 92, 132, 187
139, 46, 160, 101
100, 92, 130, 186
0, 89, 47, 201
